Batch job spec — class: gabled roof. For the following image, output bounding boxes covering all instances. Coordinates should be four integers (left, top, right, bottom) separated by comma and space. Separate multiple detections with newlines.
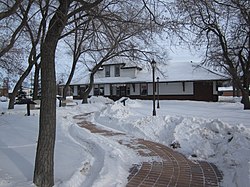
70, 61, 230, 85
150, 61, 229, 82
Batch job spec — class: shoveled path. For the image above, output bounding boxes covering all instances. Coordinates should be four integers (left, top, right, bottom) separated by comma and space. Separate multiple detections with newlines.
73, 114, 223, 187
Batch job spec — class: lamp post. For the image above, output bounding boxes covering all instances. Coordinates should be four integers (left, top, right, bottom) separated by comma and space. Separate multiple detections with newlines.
151, 59, 156, 116
157, 77, 160, 108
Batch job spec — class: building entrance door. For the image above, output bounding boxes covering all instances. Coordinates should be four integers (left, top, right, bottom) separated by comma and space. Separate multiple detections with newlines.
119, 86, 126, 97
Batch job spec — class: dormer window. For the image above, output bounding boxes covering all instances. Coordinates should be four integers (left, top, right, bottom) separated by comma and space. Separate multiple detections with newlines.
105, 66, 110, 77
115, 65, 120, 77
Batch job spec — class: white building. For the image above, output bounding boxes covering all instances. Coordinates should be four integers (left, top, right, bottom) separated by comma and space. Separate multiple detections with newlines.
69, 61, 229, 102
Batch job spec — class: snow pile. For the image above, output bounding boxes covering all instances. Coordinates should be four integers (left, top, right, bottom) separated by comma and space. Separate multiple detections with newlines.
88, 96, 114, 105
102, 102, 133, 119
219, 96, 242, 103
94, 99, 250, 187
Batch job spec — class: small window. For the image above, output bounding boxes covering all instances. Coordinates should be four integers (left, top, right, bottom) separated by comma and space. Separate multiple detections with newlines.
105, 66, 110, 77
93, 85, 105, 95
110, 84, 113, 96
140, 83, 148, 95
94, 85, 99, 95
182, 82, 185, 92
99, 85, 104, 95
126, 85, 130, 95
115, 65, 120, 77
116, 86, 120, 96
132, 84, 135, 92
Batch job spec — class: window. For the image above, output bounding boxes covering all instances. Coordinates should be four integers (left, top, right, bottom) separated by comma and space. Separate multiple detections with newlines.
132, 84, 135, 92
126, 85, 130, 95
99, 85, 104, 95
115, 65, 120, 77
105, 66, 110, 77
110, 84, 113, 96
94, 85, 99, 95
116, 86, 120, 96
94, 85, 104, 95
140, 83, 148, 95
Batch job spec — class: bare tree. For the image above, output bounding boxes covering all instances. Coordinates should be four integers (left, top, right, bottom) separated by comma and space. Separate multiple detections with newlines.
0, 0, 34, 58
62, 0, 167, 103
33, 1, 71, 185
62, 12, 92, 99
171, 0, 250, 109
0, 0, 34, 88
8, 0, 48, 109
0, 0, 23, 20
0, 47, 25, 74
34, 1, 104, 186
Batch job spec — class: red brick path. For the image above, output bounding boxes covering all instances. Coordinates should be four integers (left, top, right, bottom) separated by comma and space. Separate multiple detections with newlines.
73, 114, 223, 187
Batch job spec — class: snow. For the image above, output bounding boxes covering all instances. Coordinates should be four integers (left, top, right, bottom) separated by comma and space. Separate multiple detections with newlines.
0, 97, 250, 187
71, 61, 229, 85
218, 86, 233, 91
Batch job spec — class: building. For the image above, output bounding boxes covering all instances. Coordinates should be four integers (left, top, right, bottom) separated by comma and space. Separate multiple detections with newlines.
69, 61, 229, 102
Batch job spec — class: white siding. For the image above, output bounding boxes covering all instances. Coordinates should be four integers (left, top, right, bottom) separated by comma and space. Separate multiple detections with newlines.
131, 82, 194, 96
104, 84, 110, 95
73, 86, 78, 96
121, 68, 136, 78
95, 70, 104, 78
148, 83, 153, 95
135, 69, 139, 76
89, 88, 93, 96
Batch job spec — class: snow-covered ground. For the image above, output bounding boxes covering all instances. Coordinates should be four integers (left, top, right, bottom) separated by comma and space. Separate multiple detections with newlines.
0, 97, 250, 187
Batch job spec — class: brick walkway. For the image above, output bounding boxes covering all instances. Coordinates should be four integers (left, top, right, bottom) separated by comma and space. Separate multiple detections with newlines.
73, 114, 223, 187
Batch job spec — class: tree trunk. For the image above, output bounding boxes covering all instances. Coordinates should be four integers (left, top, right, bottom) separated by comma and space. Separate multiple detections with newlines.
82, 72, 94, 104
82, 87, 92, 103
8, 63, 34, 109
231, 70, 250, 109
33, 1, 70, 186
81, 58, 107, 104
241, 89, 250, 110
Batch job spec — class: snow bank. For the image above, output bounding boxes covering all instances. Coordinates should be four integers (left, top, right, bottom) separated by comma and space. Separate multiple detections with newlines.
94, 99, 250, 187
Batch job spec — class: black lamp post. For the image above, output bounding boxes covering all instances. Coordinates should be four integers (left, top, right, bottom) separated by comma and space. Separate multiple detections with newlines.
157, 77, 160, 108
151, 59, 156, 116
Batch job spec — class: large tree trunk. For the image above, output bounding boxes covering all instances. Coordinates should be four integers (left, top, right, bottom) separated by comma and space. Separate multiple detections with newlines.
235, 75, 250, 110
33, 1, 70, 186
241, 89, 250, 110
8, 63, 34, 109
